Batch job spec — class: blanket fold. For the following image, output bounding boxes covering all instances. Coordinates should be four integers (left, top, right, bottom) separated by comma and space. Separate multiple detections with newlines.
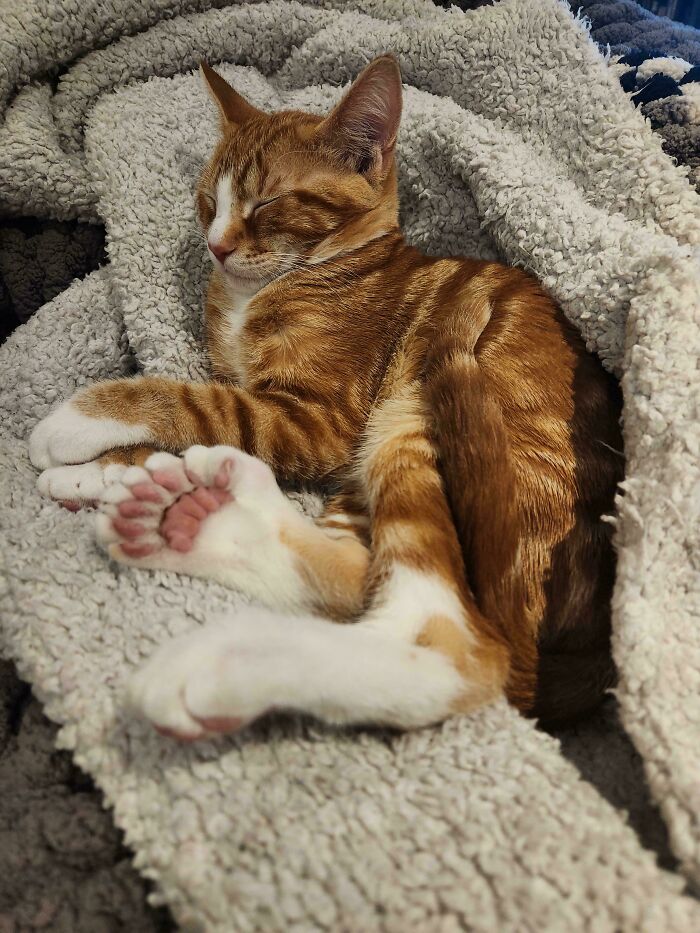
2, 0, 700, 928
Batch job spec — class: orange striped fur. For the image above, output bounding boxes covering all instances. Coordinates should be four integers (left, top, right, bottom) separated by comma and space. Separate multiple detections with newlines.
57, 55, 622, 724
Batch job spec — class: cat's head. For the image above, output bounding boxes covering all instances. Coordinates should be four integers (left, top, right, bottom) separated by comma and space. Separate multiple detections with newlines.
197, 55, 402, 286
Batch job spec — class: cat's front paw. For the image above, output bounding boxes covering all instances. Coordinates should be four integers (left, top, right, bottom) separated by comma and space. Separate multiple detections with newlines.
37, 461, 127, 508
127, 615, 281, 740
29, 393, 151, 469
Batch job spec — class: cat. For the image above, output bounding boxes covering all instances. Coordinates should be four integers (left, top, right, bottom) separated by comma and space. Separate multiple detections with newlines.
29, 55, 623, 740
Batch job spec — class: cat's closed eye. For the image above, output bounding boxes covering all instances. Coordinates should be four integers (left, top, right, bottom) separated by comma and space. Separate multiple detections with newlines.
253, 196, 281, 214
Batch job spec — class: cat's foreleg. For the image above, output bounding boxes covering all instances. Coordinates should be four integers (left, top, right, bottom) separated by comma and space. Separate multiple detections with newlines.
35, 445, 161, 509
29, 376, 352, 483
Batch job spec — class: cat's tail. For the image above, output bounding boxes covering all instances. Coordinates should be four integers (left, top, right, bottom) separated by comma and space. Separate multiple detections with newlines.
422, 314, 538, 714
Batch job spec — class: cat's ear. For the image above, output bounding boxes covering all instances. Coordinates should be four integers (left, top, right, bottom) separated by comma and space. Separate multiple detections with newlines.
315, 54, 402, 180
200, 61, 263, 130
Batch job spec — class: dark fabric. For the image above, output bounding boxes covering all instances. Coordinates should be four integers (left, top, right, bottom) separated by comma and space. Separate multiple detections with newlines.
632, 71, 683, 104
0, 660, 175, 932
579, 0, 700, 64
0, 218, 106, 344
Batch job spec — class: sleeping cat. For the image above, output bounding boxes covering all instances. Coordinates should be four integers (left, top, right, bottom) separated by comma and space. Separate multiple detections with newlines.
29, 55, 623, 739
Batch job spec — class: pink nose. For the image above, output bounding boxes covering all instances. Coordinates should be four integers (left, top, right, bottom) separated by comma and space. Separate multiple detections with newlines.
208, 241, 234, 263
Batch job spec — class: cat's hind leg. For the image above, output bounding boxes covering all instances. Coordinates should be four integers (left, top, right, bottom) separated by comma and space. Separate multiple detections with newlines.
127, 382, 511, 740
127, 608, 467, 740
96, 446, 369, 616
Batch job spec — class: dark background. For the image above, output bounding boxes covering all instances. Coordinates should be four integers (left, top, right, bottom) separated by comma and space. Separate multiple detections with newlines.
639, 0, 700, 27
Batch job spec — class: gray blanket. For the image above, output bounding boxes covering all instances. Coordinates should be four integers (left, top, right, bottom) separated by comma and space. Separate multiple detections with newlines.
2, 1, 700, 929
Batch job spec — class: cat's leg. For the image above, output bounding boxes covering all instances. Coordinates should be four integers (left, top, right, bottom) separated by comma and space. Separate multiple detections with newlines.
128, 609, 467, 739
36, 445, 160, 510
96, 446, 369, 617
315, 486, 370, 546
29, 376, 354, 483
127, 382, 510, 738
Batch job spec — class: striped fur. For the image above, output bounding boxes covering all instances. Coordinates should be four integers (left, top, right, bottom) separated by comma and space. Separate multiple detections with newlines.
31, 56, 623, 728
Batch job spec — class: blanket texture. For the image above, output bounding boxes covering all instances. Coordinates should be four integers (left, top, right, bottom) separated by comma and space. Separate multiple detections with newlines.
2, 0, 700, 929
578, 0, 700, 191
4, 0, 700, 338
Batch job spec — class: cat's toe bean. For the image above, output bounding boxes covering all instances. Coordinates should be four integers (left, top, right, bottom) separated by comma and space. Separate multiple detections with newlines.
129, 482, 168, 504
117, 499, 157, 519
181, 444, 277, 500
111, 516, 149, 539
191, 486, 227, 511
121, 465, 151, 486
127, 639, 208, 739
117, 539, 162, 560
173, 494, 209, 521
143, 452, 193, 495
95, 511, 120, 545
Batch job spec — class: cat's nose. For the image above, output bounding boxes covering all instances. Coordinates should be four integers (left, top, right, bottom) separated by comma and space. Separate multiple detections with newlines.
208, 241, 234, 263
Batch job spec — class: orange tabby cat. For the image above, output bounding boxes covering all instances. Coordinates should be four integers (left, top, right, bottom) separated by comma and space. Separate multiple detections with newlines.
30, 56, 622, 738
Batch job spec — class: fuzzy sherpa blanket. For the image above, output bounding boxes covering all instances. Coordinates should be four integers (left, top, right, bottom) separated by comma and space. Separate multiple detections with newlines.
2, 0, 700, 929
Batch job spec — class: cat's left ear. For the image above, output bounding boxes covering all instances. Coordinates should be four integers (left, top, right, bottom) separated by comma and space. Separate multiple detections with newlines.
200, 61, 264, 131
315, 54, 402, 181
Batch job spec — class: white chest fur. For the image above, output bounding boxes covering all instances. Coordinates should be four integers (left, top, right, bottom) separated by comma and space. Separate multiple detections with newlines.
217, 281, 263, 384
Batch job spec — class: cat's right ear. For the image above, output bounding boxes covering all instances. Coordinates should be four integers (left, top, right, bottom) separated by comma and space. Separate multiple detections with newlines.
200, 61, 263, 131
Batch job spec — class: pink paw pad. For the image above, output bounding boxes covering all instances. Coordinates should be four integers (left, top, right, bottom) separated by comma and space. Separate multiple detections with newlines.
213, 459, 233, 489
96, 447, 245, 565
154, 724, 202, 742
120, 541, 159, 558
151, 469, 188, 493
196, 714, 248, 734
129, 482, 165, 503
117, 500, 151, 519
112, 516, 147, 539
159, 488, 232, 552
153, 714, 247, 742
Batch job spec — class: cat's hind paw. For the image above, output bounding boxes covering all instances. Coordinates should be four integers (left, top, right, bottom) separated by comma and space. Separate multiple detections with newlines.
95, 444, 286, 570
95, 452, 199, 560
127, 616, 279, 740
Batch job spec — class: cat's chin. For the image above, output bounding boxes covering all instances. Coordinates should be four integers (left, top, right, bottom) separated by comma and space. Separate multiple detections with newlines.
227, 269, 266, 283
228, 266, 294, 289
213, 263, 270, 287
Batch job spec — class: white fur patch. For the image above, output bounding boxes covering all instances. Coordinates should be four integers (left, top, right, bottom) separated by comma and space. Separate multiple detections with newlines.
636, 57, 691, 83
207, 174, 235, 251
37, 461, 126, 501
29, 398, 151, 470
361, 564, 469, 642
128, 607, 465, 734
214, 278, 263, 384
